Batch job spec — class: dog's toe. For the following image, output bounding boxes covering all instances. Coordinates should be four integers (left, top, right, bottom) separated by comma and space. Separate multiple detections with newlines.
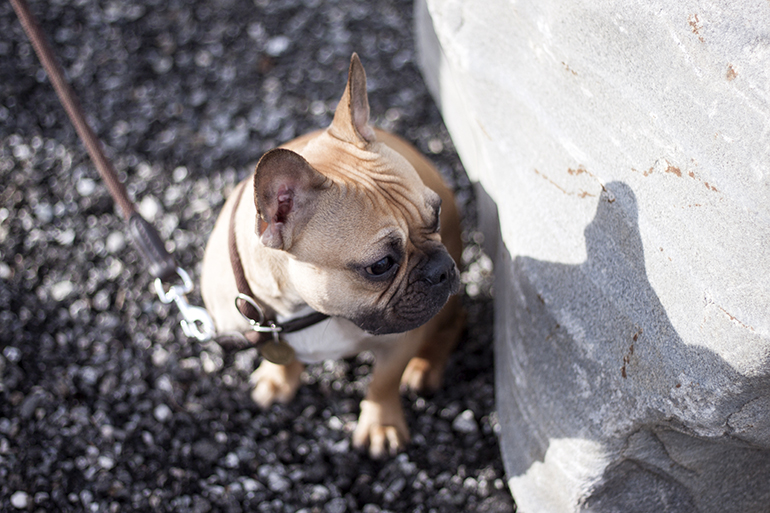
249, 359, 303, 409
401, 357, 443, 394
362, 426, 405, 459
353, 399, 409, 458
251, 377, 291, 409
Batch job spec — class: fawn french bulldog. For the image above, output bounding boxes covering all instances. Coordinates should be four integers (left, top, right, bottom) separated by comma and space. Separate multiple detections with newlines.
201, 53, 464, 458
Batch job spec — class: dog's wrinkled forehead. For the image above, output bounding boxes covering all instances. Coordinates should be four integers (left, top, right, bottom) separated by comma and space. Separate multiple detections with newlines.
307, 136, 439, 228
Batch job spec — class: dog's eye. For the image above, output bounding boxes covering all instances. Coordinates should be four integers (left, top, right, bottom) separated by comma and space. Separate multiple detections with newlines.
366, 256, 397, 277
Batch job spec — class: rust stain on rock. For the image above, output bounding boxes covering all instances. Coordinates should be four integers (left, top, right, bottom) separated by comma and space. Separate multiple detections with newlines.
631, 166, 653, 177
534, 168, 567, 194
688, 14, 705, 43
534, 168, 596, 198
621, 329, 642, 378
621, 349, 632, 379
634, 160, 720, 194
561, 62, 578, 76
568, 165, 613, 199
476, 119, 492, 141
716, 304, 755, 332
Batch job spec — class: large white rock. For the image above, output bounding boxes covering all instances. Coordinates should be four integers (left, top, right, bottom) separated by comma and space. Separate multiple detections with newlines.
415, 0, 770, 511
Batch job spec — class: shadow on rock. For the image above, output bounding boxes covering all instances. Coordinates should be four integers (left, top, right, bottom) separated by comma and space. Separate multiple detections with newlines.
483, 180, 770, 512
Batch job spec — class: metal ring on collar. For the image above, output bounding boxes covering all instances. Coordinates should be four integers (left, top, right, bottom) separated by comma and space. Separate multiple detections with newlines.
234, 293, 282, 333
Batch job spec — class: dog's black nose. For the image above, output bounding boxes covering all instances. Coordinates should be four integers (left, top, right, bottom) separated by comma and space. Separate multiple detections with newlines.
422, 250, 457, 286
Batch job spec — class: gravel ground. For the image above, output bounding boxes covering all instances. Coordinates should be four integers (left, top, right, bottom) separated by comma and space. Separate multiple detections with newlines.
0, 0, 511, 511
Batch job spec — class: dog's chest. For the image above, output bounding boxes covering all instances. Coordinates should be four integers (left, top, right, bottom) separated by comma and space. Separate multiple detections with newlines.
282, 315, 396, 363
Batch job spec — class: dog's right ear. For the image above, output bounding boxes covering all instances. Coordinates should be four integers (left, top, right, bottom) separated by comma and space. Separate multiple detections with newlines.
329, 53, 376, 147
254, 148, 329, 250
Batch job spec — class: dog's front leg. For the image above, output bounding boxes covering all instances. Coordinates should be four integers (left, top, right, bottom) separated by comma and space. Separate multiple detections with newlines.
353, 334, 418, 458
250, 358, 305, 409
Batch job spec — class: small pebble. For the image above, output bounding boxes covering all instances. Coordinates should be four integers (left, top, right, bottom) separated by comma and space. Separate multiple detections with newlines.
105, 231, 126, 253
242, 478, 261, 493
224, 452, 239, 468
192, 439, 222, 463
138, 195, 161, 221
11, 491, 29, 509
34, 202, 53, 223
266, 36, 291, 56
267, 472, 291, 493
153, 403, 173, 423
3, 346, 21, 363
98, 455, 115, 470
453, 410, 479, 434
51, 280, 74, 301
76, 178, 96, 196
325, 497, 347, 513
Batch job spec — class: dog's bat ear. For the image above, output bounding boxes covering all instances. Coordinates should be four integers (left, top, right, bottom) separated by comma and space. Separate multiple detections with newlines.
253, 148, 329, 250
329, 53, 376, 146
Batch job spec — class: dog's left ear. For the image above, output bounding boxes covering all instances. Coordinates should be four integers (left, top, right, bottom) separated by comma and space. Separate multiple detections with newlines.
329, 53, 376, 146
254, 148, 329, 250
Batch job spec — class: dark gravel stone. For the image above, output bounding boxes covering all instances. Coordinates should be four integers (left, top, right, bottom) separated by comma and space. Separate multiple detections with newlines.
1, 0, 511, 511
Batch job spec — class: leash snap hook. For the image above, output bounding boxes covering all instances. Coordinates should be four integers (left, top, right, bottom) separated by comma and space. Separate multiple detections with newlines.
154, 268, 216, 342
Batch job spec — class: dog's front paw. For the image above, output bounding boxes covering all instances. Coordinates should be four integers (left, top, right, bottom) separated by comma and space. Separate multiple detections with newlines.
352, 399, 410, 458
250, 359, 304, 409
401, 356, 444, 394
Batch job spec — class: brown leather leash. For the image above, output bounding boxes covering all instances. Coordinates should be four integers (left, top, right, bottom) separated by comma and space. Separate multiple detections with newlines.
11, 0, 328, 359
10, 0, 135, 220
10, 0, 216, 341
10, 0, 179, 281
10, 0, 174, 276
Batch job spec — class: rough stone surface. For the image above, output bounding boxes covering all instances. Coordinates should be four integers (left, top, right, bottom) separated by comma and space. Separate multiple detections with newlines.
416, 0, 770, 511
0, 0, 512, 511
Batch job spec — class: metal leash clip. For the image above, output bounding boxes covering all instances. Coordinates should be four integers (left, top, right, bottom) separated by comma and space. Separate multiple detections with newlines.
154, 267, 216, 342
